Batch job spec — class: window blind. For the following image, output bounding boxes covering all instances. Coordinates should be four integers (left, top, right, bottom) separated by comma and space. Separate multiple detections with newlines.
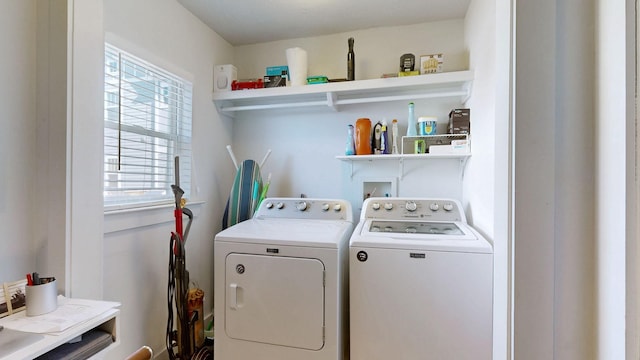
104, 44, 192, 209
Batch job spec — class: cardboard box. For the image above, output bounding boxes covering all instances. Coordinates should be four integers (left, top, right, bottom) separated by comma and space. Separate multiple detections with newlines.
420, 54, 443, 74
264, 75, 286, 88
448, 108, 470, 134
266, 65, 289, 80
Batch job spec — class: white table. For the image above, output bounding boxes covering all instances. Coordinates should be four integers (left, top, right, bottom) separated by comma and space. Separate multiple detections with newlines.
0, 298, 120, 360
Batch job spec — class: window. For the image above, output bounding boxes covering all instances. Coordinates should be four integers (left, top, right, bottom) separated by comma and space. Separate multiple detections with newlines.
104, 44, 192, 209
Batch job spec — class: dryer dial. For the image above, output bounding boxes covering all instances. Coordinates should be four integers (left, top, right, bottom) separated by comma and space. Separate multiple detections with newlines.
429, 203, 439, 211
296, 201, 308, 211
443, 203, 454, 212
371, 202, 381, 211
276, 202, 285, 209
384, 203, 394, 210
333, 204, 342, 212
405, 201, 417, 212
265, 202, 274, 209
321, 203, 330, 211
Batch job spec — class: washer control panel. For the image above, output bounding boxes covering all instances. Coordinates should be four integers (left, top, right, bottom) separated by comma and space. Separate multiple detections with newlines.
362, 197, 465, 223
256, 198, 353, 222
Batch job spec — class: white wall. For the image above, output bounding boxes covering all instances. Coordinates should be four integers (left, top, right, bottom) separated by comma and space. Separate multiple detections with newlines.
514, 0, 599, 359
464, 0, 512, 359
234, 21, 468, 81
0, 0, 37, 282
595, 0, 636, 358
230, 21, 470, 220
102, 0, 234, 357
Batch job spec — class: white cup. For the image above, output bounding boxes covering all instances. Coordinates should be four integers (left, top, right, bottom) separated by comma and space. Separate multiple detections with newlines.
286, 47, 308, 86
26, 280, 58, 316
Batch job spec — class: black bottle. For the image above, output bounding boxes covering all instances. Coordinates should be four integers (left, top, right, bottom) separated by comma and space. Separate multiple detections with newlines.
347, 37, 355, 81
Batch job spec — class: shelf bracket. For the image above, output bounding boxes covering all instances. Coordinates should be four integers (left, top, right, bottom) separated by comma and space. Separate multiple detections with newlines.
459, 157, 470, 180
461, 81, 473, 104
326, 92, 337, 111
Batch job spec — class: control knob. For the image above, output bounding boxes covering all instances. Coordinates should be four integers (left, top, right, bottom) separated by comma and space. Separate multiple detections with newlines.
371, 202, 381, 211
333, 204, 342, 212
384, 202, 394, 210
405, 201, 417, 212
265, 202, 274, 209
443, 203, 454, 212
296, 201, 308, 211
429, 203, 439, 211
322, 203, 330, 212
276, 202, 285, 209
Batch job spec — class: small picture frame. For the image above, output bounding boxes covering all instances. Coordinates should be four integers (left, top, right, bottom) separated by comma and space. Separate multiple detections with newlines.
420, 54, 444, 74
0, 279, 27, 318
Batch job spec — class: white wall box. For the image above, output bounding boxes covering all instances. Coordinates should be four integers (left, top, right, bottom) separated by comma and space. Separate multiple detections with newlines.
212, 70, 473, 115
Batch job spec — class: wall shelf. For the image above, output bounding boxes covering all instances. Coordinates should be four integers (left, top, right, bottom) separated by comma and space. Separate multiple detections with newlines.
336, 153, 471, 179
212, 70, 473, 115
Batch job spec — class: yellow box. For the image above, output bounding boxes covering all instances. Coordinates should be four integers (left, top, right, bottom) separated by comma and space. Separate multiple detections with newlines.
420, 54, 443, 74
398, 70, 420, 77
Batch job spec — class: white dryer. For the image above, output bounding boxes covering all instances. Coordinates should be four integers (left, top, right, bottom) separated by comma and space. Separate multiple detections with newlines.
349, 197, 493, 360
214, 198, 353, 360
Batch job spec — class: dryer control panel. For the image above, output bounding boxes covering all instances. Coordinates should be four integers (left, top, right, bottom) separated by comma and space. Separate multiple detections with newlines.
361, 197, 466, 223
255, 197, 353, 222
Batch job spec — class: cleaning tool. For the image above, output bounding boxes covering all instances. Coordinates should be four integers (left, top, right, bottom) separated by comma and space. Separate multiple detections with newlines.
256, 173, 272, 211
166, 156, 207, 360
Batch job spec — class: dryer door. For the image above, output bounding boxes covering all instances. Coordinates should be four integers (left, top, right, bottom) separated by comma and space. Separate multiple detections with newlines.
225, 253, 325, 350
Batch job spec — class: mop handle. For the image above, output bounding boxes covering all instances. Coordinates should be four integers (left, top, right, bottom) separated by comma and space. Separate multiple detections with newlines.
174, 156, 183, 238
226, 145, 239, 171
259, 149, 272, 168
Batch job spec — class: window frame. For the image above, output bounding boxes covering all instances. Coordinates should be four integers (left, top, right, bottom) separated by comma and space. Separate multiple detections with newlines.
103, 43, 193, 211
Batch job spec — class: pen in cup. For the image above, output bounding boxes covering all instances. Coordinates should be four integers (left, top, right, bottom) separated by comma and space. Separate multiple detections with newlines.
26, 273, 55, 286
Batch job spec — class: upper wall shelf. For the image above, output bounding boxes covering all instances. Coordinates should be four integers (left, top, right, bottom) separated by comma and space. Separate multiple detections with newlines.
212, 70, 473, 114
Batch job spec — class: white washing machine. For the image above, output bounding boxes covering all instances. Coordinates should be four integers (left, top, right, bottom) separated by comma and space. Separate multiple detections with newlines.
214, 197, 353, 360
349, 197, 493, 360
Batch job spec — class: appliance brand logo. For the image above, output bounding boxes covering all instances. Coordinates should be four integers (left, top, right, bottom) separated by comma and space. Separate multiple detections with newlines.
356, 251, 368, 262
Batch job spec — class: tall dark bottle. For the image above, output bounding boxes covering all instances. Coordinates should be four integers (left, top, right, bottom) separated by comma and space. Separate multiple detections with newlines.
347, 37, 355, 81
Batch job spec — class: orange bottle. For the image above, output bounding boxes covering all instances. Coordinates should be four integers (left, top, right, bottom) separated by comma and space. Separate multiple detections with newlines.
355, 118, 372, 155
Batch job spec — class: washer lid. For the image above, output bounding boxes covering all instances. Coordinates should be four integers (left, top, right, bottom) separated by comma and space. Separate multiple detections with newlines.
368, 220, 466, 236
351, 220, 492, 253
215, 218, 354, 248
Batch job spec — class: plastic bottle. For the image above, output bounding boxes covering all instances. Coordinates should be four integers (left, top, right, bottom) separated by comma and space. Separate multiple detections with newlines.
406, 102, 417, 136
381, 120, 390, 154
355, 118, 371, 155
372, 121, 383, 154
345, 124, 356, 155
347, 37, 355, 81
392, 119, 399, 154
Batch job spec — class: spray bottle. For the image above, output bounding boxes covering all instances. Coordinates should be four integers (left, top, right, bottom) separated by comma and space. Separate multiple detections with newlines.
345, 125, 356, 155
406, 102, 417, 136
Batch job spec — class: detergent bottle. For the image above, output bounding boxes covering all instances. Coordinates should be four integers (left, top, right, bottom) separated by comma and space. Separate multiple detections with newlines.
345, 125, 356, 155
355, 118, 372, 155
381, 120, 390, 154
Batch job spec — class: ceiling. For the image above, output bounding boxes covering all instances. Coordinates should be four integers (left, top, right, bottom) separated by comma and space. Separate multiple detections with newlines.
177, 0, 471, 46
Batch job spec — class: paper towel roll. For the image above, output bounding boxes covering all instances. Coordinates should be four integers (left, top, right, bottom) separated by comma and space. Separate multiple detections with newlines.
286, 47, 308, 86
